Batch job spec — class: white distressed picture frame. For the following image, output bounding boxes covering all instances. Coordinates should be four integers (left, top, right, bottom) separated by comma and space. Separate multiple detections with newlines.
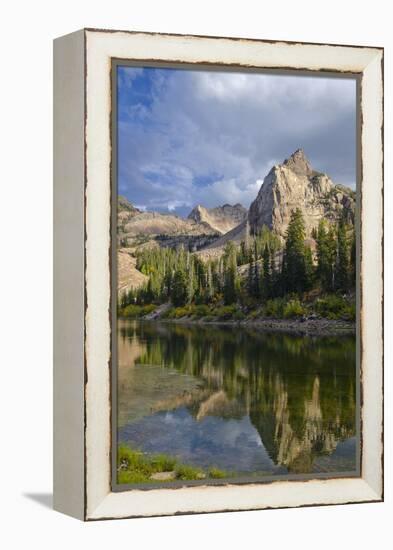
53, 29, 383, 521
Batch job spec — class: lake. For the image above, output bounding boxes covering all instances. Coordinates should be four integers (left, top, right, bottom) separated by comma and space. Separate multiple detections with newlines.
117, 319, 357, 480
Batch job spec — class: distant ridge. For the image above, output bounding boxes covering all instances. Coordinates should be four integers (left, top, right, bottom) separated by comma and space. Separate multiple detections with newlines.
188, 203, 247, 234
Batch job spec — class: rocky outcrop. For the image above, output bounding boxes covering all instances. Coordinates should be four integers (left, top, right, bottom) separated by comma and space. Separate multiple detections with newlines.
118, 196, 141, 236
248, 149, 355, 239
188, 203, 247, 234
118, 195, 140, 215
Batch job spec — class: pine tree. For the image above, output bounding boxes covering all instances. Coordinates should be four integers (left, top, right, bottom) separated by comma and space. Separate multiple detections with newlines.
145, 277, 154, 303
316, 219, 335, 292
261, 245, 271, 299
252, 239, 260, 297
171, 269, 188, 307
206, 263, 214, 302
120, 291, 127, 309
304, 245, 314, 290
336, 220, 349, 292
128, 288, 136, 306
244, 220, 251, 261
247, 256, 254, 297
187, 258, 194, 303
349, 232, 356, 288
327, 225, 337, 291
224, 266, 237, 304
223, 241, 238, 304
282, 209, 308, 294
212, 260, 221, 295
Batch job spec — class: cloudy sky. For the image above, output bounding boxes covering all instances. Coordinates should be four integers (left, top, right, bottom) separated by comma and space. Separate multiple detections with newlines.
117, 65, 357, 217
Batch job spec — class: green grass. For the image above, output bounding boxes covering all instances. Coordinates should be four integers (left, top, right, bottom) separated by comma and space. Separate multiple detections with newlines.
117, 444, 229, 484
149, 453, 177, 472
175, 464, 204, 480
208, 467, 228, 479
118, 470, 152, 484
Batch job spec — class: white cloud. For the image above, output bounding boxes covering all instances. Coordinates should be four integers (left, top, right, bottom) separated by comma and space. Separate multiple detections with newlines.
118, 68, 357, 213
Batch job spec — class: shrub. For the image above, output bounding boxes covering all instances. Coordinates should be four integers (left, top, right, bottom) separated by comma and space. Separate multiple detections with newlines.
120, 304, 156, 318
314, 294, 355, 320
264, 298, 285, 318
343, 303, 356, 321
165, 306, 190, 319
172, 306, 192, 318
141, 304, 156, 316
283, 299, 307, 319
248, 309, 260, 319
233, 310, 246, 321
193, 304, 210, 317
212, 305, 237, 320
162, 307, 175, 319
208, 467, 228, 479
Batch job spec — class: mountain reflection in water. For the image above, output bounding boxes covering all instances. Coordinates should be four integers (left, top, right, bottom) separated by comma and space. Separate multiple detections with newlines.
117, 320, 357, 476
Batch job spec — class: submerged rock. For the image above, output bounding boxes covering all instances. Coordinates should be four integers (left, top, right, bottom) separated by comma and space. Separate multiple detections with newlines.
150, 471, 176, 481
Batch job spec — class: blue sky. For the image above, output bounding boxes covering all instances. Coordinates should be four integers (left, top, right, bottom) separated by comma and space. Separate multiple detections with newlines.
117, 65, 357, 217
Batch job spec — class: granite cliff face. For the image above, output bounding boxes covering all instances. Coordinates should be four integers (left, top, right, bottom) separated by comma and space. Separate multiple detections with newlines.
188, 203, 247, 234
248, 149, 355, 239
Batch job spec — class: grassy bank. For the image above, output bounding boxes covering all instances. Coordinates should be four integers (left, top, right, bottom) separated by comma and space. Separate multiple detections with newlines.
117, 444, 228, 484
118, 293, 355, 325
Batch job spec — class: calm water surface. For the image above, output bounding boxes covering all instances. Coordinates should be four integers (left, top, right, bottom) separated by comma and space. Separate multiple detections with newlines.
117, 320, 357, 478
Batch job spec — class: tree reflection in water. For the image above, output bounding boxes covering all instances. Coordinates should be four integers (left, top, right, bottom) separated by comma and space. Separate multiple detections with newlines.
118, 320, 357, 476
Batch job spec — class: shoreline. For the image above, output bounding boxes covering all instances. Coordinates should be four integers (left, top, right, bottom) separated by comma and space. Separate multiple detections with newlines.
120, 315, 355, 336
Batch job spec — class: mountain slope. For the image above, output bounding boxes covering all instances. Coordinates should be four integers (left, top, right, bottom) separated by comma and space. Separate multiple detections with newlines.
118, 249, 149, 296
188, 203, 247, 234
196, 220, 248, 260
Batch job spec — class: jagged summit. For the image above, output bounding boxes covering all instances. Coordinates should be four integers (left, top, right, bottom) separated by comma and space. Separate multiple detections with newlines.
248, 150, 355, 239
282, 148, 313, 177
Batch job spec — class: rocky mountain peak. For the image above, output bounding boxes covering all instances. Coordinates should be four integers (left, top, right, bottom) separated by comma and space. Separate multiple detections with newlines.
283, 148, 313, 177
248, 150, 355, 239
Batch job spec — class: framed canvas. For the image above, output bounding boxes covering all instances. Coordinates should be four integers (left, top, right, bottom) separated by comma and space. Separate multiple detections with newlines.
53, 28, 384, 521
